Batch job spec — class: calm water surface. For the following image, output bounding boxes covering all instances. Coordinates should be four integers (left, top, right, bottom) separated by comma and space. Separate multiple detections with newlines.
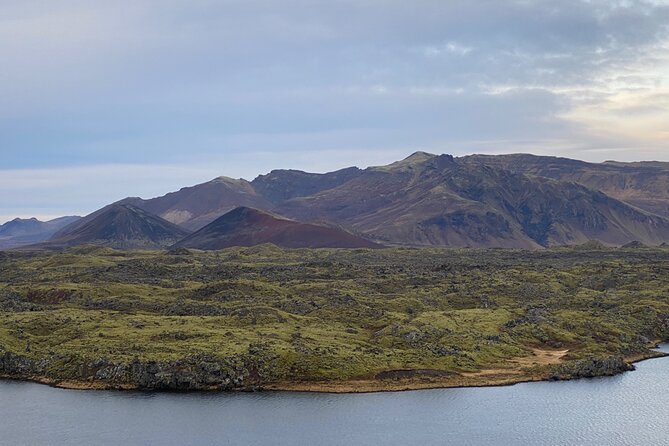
2, 345, 668, 446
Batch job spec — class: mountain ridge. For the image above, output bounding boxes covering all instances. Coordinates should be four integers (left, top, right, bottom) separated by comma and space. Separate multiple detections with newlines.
276, 154, 669, 248
9, 152, 669, 250
463, 153, 669, 218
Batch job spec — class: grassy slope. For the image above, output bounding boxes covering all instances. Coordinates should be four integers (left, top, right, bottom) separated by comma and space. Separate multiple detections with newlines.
1, 245, 669, 388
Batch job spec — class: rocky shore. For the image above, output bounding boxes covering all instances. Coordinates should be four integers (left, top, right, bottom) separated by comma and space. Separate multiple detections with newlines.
0, 341, 288, 391
2, 346, 665, 393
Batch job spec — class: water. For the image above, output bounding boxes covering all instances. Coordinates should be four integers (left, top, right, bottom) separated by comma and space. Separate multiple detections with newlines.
2, 346, 669, 446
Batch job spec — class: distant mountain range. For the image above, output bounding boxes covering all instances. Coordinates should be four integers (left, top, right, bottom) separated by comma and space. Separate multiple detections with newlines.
37, 204, 190, 250
0, 216, 80, 249
7, 152, 669, 250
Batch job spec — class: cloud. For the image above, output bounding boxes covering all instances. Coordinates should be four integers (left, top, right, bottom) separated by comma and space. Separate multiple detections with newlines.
0, 148, 416, 223
1, 0, 669, 220
0, 164, 222, 222
420, 42, 474, 57
2, 2, 668, 150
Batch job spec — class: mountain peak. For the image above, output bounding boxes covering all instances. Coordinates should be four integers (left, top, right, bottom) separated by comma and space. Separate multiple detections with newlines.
212, 176, 248, 186
38, 203, 190, 250
405, 151, 437, 160
372, 151, 438, 172
174, 207, 381, 250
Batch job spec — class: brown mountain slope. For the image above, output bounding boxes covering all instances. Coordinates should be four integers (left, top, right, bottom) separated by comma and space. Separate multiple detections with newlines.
173, 207, 381, 250
276, 154, 669, 248
125, 177, 272, 231
464, 153, 669, 218
119, 168, 363, 231
38, 204, 190, 250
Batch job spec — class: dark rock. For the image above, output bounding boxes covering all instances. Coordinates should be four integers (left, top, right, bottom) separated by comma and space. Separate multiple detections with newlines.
621, 240, 648, 249
0, 349, 37, 375
0, 290, 43, 312
0, 344, 279, 391
166, 247, 193, 256
551, 356, 633, 380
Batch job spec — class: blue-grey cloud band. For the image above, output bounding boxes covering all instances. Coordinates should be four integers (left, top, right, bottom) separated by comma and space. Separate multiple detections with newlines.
1, 0, 668, 219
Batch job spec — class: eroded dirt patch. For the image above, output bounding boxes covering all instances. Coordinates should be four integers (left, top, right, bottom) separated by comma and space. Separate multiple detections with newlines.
512, 348, 569, 367
461, 348, 568, 379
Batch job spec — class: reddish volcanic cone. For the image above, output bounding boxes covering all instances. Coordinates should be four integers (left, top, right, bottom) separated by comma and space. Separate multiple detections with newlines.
173, 207, 382, 249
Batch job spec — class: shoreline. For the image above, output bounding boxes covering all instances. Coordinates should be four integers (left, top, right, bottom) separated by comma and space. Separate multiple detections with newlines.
265, 348, 668, 394
2, 345, 666, 394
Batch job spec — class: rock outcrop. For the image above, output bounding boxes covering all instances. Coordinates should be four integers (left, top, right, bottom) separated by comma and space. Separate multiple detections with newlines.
550, 356, 634, 380
0, 343, 281, 391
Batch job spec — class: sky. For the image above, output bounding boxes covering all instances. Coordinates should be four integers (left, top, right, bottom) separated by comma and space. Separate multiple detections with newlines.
2, 0, 669, 222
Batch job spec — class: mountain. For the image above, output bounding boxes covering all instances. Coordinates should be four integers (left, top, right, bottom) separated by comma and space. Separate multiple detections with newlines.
122, 177, 272, 231
0, 216, 81, 249
117, 167, 363, 232
251, 167, 362, 204
464, 154, 669, 219
65, 152, 669, 249
276, 153, 669, 248
173, 207, 381, 249
37, 204, 190, 249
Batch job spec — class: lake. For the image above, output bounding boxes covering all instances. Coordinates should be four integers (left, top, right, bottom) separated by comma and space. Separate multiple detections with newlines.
2, 346, 668, 446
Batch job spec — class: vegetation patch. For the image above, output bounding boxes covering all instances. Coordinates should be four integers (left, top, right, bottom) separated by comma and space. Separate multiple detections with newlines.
1, 246, 668, 391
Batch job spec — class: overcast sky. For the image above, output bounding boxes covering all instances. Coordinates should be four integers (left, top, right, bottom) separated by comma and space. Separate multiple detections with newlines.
2, 0, 669, 222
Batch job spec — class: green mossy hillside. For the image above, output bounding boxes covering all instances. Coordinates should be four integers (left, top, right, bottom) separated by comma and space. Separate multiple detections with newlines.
1, 245, 668, 386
